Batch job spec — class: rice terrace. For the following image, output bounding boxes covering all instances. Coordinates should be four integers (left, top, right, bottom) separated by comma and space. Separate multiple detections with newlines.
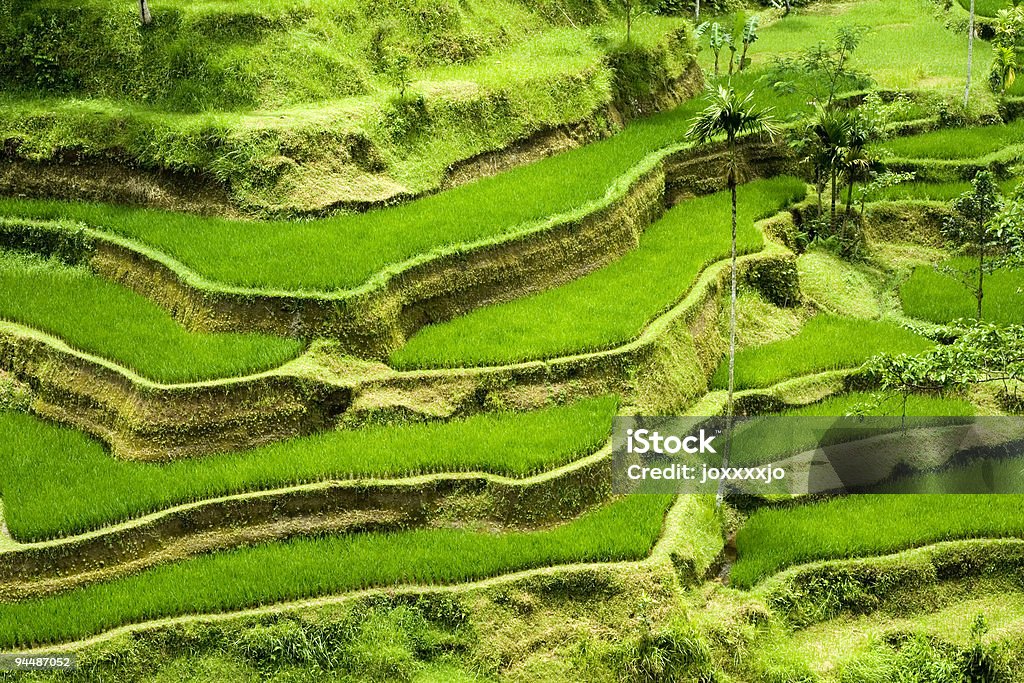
2, 0, 1024, 679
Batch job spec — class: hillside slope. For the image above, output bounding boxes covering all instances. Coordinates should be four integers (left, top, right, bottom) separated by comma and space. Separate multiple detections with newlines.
0, 0, 696, 214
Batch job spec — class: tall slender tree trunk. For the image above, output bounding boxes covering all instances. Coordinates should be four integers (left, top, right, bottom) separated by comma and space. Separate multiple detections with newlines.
830, 168, 838, 229
977, 218, 985, 319
626, 0, 632, 43
842, 177, 855, 239
139, 0, 152, 24
720, 138, 739, 508
965, 0, 975, 108
695, 0, 700, 24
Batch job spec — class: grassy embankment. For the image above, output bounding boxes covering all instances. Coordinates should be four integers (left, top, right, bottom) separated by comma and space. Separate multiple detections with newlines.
0, 494, 673, 649
0, 253, 302, 382
0, 0, 693, 210
0, 396, 617, 541
391, 178, 806, 368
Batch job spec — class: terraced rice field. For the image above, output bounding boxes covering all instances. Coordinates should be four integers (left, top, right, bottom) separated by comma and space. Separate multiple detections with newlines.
392, 177, 806, 367
0, 397, 616, 540
2, 0, 1023, 677
873, 118, 1024, 160
0, 495, 673, 649
0, 253, 304, 382
734, 493, 1024, 588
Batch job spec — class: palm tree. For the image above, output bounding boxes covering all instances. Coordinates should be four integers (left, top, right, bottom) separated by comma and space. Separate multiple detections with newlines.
840, 117, 871, 245
807, 105, 853, 229
687, 84, 777, 506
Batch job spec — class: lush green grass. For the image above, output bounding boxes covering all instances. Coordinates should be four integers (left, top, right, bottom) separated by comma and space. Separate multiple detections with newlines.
1, 0, 602, 110
871, 178, 1022, 202
733, 493, 1024, 587
873, 119, 1024, 161
735, 0, 994, 103
0, 253, 303, 382
0, 396, 617, 541
900, 258, 1024, 324
956, 0, 1009, 18
391, 178, 807, 368
712, 315, 934, 390
779, 392, 975, 417
0, 71, 819, 293
0, 494, 672, 649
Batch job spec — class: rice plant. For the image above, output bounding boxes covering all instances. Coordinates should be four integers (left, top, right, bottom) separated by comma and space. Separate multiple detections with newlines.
0, 495, 673, 649
0, 253, 303, 382
711, 315, 933, 390
733, 492, 1024, 587
0, 396, 618, 541
392, 177, 807, 368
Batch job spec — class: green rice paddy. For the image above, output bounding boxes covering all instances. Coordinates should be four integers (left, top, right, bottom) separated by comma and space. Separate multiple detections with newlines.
0, 396, 617, 541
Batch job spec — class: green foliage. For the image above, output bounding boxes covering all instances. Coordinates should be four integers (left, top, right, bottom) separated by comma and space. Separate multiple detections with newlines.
990, 6, 1024, 93
0, 253, 303, 382
745, 254, 800, 308
687, 83, 779, 153
0, 397, 617, 540
384, 49, 413, 99
865, 323, 1024, 411
392, 178, 805, 368
943, 171, 1003, 246
0, 495, 673, 649
711, 315, 933, 389
765, 25, 867, 108
838, 631, 998, 683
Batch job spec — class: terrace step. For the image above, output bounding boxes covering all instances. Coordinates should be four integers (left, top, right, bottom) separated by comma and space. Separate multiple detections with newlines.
0, 237, 798, 458
0, 450, 612, 601
0, 136, 797, 360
